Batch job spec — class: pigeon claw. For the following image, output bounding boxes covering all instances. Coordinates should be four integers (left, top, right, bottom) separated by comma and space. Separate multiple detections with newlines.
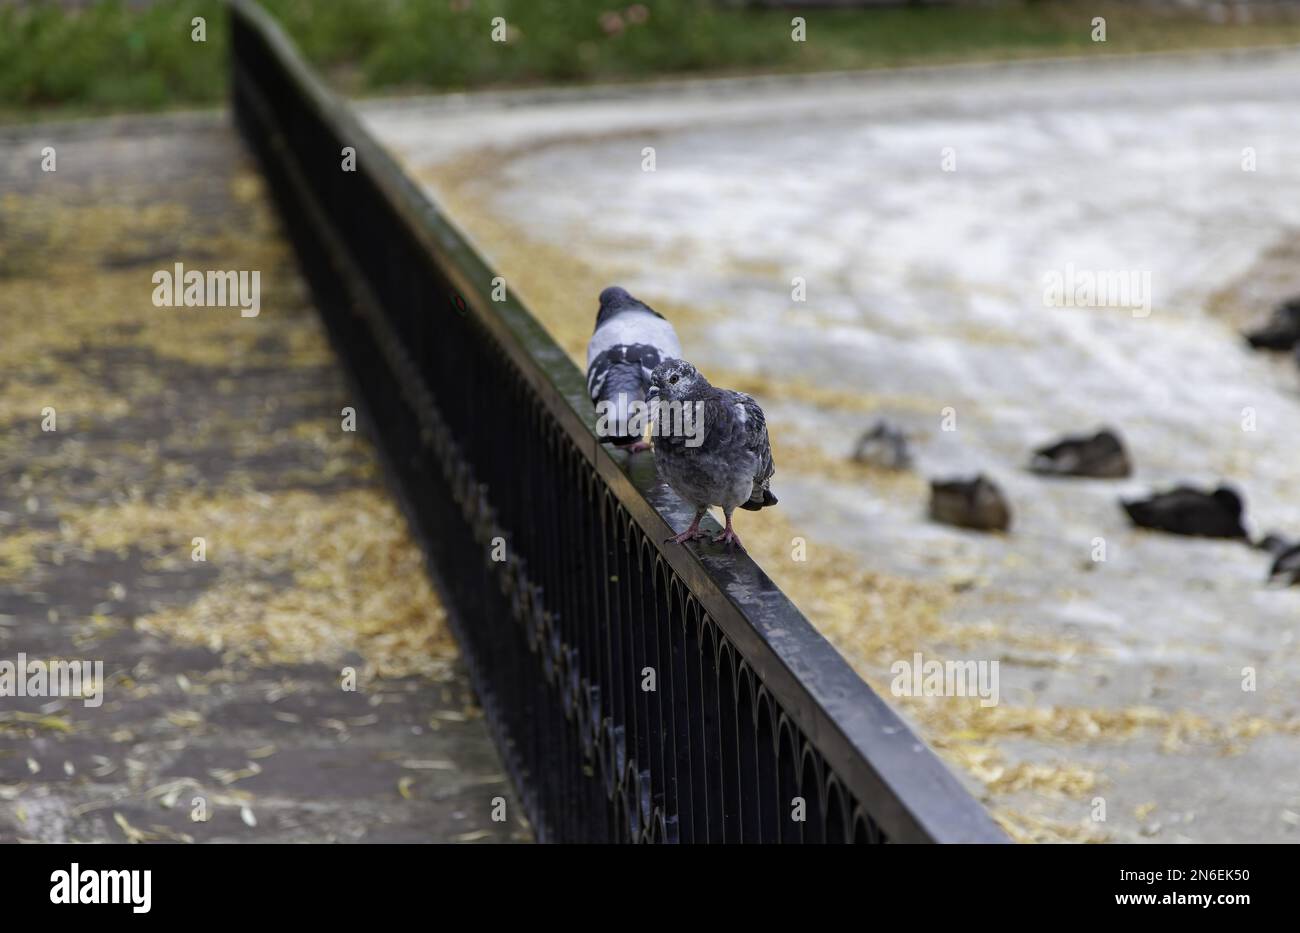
666, 528, 708, 545
624, 440, 653, 455
712, 528, 744, 550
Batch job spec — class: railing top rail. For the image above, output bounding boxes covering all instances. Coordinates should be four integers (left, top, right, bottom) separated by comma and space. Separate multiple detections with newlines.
229, 0, 1007, 843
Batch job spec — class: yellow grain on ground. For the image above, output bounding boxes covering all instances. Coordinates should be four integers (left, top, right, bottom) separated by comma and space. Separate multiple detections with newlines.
0, 186, 331, 427
112, 489, 458, 680
1, 171, 456, 683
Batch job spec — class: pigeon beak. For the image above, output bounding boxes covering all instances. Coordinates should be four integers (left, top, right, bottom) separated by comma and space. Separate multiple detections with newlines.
647, 385, 660, 401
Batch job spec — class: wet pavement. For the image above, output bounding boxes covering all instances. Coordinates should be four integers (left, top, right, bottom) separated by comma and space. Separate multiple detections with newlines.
0, 113, 529, 843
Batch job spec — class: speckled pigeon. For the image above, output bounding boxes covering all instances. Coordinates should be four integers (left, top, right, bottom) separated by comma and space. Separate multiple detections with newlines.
586, 286, 682, 454
649, 359, 777, 549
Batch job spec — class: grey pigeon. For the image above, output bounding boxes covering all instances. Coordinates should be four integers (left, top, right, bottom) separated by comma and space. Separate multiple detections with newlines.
1269, 543, 1300, 586
1029, 427, 1131, 478
649, 359, 777, 549
586, 286, 682, 454
929, 475, 1012, 532
1121, 485, 1248, 539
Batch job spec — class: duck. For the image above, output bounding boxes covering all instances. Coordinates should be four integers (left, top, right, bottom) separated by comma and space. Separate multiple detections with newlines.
1029, 427, 1131, 478
1242, 297, 1300, 351
852, 420, 912, 470
1267, 542, 1300, 586
1121, 485, 1247, 539
929, 475, 1011, 532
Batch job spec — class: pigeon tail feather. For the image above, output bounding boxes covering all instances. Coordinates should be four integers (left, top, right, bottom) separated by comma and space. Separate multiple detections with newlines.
739, 488, 778, 511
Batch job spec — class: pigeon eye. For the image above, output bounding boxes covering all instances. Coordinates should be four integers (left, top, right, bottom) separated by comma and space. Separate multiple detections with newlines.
669, 375, 679, 385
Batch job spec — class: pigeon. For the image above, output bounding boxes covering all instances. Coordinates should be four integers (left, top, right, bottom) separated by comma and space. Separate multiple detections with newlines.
649, 359, 776, 549
928, 475, 1012, 532
1243, 297, 1300, 351
1121, 485, 1248, 539
852, 419, 912, 470
586, 286, 682, 454
1268, 543, 1300, 586
1028, 427, 1131, 478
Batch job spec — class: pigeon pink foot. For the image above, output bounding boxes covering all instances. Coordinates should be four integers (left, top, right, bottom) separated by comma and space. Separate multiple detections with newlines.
712, 514, 744, 550
666, 510, 707, 545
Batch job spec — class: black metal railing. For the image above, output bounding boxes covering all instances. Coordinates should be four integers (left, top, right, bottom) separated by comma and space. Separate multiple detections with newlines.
228, 0, 1006, 843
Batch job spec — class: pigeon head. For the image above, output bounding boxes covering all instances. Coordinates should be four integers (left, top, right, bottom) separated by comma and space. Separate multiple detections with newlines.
595, 286, 639, 326
596, 285, 666, 327
650, 359, 705, 403
599, 286, 633, 307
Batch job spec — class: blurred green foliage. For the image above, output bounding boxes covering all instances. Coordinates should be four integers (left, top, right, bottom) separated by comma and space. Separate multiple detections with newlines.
0, 0, 228, 114
4, 0, 1300, 122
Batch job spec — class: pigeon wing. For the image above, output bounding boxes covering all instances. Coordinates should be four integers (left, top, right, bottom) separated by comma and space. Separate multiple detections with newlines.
587, 343, 674, 404
729, 391, 775, 505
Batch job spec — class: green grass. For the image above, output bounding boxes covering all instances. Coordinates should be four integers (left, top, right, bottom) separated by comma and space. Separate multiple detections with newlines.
0, 0, 228, 118
5, 0, 1300, 123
